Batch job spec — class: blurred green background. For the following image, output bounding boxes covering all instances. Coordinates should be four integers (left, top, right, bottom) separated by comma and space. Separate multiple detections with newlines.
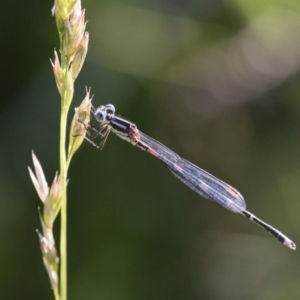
1, 0, 300, 299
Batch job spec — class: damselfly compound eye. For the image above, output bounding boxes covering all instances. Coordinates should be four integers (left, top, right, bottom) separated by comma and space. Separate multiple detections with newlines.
105, 104, 115, 115
95, 108, 107, 122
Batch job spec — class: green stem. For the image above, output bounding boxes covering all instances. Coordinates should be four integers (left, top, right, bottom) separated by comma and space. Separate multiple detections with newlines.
60, 101, 68, 300
59, 47, 72, 298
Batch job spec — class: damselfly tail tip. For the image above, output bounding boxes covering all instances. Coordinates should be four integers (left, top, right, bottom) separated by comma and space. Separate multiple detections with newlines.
241, 210, 296, 250
285, 240, 296, 250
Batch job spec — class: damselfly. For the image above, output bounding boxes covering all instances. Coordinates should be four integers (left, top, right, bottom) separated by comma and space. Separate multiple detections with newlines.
85, 104, 296, 250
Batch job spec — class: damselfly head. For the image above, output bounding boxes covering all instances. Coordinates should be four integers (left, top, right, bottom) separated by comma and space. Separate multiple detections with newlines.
94, 104, 116, 123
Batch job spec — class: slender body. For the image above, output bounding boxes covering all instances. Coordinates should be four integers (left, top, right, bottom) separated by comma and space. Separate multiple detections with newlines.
88, 104, 296, 250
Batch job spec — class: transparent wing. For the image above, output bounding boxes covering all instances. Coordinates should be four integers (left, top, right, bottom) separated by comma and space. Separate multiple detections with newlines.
139, 131, 246, 213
